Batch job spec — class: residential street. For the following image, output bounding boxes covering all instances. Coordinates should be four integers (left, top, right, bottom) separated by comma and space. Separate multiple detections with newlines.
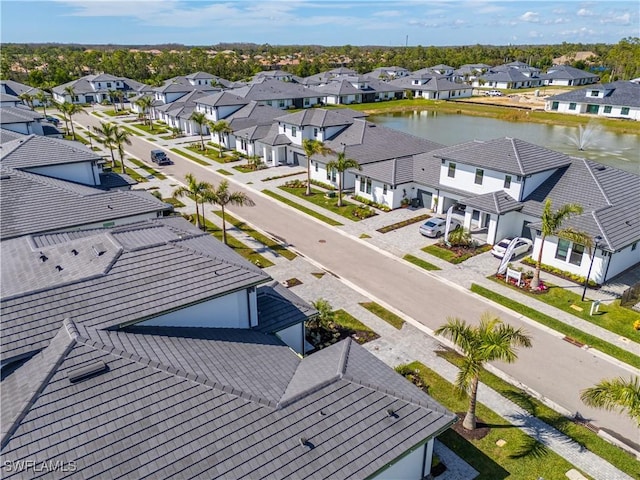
74, 111, 639, 446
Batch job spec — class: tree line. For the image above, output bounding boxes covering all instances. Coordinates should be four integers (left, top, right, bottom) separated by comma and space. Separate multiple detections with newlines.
1, 38, 638, 89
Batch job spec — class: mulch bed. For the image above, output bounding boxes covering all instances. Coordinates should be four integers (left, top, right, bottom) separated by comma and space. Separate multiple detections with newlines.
451, 412, 491, 441
307, 324, 379, 349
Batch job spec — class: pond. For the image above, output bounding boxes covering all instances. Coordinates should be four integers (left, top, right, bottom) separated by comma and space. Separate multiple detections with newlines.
368, 110, 640, 174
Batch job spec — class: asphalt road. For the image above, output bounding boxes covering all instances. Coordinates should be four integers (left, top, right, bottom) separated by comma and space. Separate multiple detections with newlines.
76, 112, 639, 445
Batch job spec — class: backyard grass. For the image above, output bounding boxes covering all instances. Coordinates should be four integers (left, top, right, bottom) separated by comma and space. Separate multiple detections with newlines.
398, 361, 586, 480
359, 302, 405, 329
423, 243, 492, 264
212, 211, 296, 260
377, 214, 430, 233
437, 349, 640, 478
279, 186, 371, 222
128, 158, 167, 180
262, 190, 343, 226
217, 169, 233, 176
489, 276, 639, 343
199, 218, 274, 268
403, 254, 441, 271
170, 148, 212, 166
471, 283, 640, 369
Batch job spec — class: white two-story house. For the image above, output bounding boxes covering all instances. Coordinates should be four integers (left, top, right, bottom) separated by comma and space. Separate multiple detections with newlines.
546, 80, 640, 120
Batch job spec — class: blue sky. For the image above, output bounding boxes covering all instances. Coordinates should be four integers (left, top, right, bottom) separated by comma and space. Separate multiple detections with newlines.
1, 1, 637, 46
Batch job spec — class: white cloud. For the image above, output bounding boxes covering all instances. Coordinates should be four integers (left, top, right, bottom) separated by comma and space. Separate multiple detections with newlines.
577, 8, 594, 17
519, 11, 539, 23
600, 12, 632, 25
528, 30, 543, 39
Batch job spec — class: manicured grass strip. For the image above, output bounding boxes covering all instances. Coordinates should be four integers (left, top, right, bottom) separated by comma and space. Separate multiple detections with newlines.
119, 125, 144, 137
170, 148, 212, 166
280, 186, 372, 222
334, 309, 377, 335
403, 254, 441, 271
232, 165, 255, 173
91, 111, 104, 117
213, 211, 296, 261
184, 145, 234, 164
162, 198, 185, 208
423, 243, 492, 264
200, 218, 274, 268
217, 169, 233, 176
437, 349, 640, 478
262, 171, 304, 182
490, 276, 639, 342
131, 122, 168, 134
110, 160, 147, 183
377, 214, 431, 233
262, 190, 343, 226
103, 109, 130, 117
471, 283, 640, 369
128, 158, 167, 180
398, 361, 582, 480
359, 302, 405, 329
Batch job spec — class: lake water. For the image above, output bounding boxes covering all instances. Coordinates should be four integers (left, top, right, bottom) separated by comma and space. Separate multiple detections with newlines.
368, 110, 640, 174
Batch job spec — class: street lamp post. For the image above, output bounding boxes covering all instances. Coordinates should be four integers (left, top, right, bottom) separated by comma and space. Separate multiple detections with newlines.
581, 235, 602, 301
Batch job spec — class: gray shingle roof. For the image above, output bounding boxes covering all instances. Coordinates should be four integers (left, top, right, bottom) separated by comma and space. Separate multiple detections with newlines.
196, 91, 249, 108
0, 106, 43, 124
431, 137, 573, 176
0, 128, 25, 144
462, 191, 523, 214
0, 133, 100, 169
0, 92, 20, 103
1, 80, 46, 98
98, 171, 137, 189
389, 75, 468, 91
1, 323, 456, 479
230, 78, 323, 101
312, 80, 361, 96
547, 80, 640, 107
255, 281, 318, 333
0, 168, 171, 239
276, 109, 355, 128
542, 65, 599, 81
1, 218, 272, 364
357, 156, 415, 185
259, 124, 292, 146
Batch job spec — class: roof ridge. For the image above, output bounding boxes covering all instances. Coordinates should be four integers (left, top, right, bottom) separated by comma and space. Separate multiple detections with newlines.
582, 158, 613, 206
509, 138, 526, 175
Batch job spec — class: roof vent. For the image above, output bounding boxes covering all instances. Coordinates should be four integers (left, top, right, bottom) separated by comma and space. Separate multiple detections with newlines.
55, 265, 63, 272
386, 408, 398, 418
595, 165, 606, 171
92, 243, 106, 257
71, 249, 79, 256
67, 361, 108, 383
39, 253, 48, 263
0, 175, 10, 180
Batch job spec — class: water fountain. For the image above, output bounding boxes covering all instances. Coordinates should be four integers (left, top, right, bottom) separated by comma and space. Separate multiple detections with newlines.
568, 121, 602, 151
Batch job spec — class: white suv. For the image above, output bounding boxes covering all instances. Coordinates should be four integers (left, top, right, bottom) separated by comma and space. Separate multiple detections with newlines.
485, 90, 503, 97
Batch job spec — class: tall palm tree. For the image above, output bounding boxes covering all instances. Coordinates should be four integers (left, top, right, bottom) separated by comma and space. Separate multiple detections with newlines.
135, 95, 154, 130
93, 122, 117, 167
209, 120, 233, 158
63, 85, 76, 104
581, 377, 640, 426
66, 102, 83, 141
326, 152, 361, 207
190, 111, 208, 151
112, 126, 132, 174
55, 101, 71, 135
434, 312, 532, 430
19, 92, 34, 109
35, 91, 49, 117
173, 173, 212, 231
530, 199, 585, 289
108, 89, 120, 110
302, 138, 332, 196
203, 180, 255, 244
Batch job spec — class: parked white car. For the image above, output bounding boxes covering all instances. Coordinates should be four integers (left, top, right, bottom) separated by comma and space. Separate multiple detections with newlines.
419, 217, 462, 238
491, 237, 533, 259
485, 90, 503, 97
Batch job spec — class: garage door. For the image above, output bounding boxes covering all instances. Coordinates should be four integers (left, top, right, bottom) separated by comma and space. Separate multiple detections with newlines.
417, 189, 432, 208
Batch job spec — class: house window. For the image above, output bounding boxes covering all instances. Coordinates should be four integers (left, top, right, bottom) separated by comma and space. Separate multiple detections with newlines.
107, 82, 112, 88
586, 104, 599, 114
632, 242, 637, 251
314, 162, 318, 172
304, 99, 310, 106
590, 90, 599, 97
313, 128, 318, 137
569, 103, 576, 110
279, 100, 285, 108
291, 126, 297, 136
266, 100, 272, 106
604, 105, 612, 113
383, 184, 387, 194
504, 175, 512, 189
360, 177, 371, 194
555, 238, 570, 261
550, 101, 559, 111
327, 168, 336, 182
474, 168, 484, 185
569, 243, 585, 266
448, 162, 456, 178
621, 107, 630, 115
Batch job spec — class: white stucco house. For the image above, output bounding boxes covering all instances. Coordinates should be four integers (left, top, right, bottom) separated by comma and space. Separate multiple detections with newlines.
545, 81, 640, 120
542, 65, 599, 86
389, 74, 473, 100
52, 74, 152, 104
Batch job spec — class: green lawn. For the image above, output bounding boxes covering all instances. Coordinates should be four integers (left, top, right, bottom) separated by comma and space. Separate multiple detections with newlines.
359, 302, 405, 329
169, 148, 212, 166
262, 171, 304, 182
489, 277, 639, 343
279, 186, 371, 222
199, 218, 274, 268
398, 361, 585, 480
437, 350, 640, 478
403, 254, 441, 271
131, 122, 168, 134
377, 214, 430, 233
185, 145, 236, 164
161, 197, 185, 208
262, 190, 343, 226
334, 309, 377, 335
103, 109, 130, 117
232, 164, 256, 173
212, 211, 296, 260
471, 284, 640, 369
217, 169, 233, 176
423, 243, 492, 264
128, 158, 167, 180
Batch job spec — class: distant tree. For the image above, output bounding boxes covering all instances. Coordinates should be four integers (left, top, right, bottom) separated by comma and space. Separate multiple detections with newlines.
581, 377, 640, 426
202, 180, 255, 244
325, 152, 360, 207
173, 173, 212, 231
190, 111, 208, 151
302, 139, 332, 196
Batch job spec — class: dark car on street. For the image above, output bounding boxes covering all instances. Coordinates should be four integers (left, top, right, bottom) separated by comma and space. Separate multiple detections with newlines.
150, 150, 171, 165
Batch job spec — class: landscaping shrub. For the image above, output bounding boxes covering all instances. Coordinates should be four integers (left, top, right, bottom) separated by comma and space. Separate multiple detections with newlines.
283, 179, 306, 189
352, 205, 376, 220
351, 195, 391, 212
310, 179, 336, 191
521, 257, 598, 287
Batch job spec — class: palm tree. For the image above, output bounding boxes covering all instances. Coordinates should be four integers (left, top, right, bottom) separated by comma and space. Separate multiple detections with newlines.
190, 111, 208, 151
56, 101, 71, 135
173, 173, 212, 230
108, 89, 120, 110
112, 126, 132, 174
434, 312, 533, 430
530, 199, 585, 289
35, 91, 49, 117
209, 120, 233, 158
135, 96, 154, 130
203, 180, 255, 244
581, 377, 640, 426
326, 152, 360, 207
19, 92, 34, 109
63, 85, 76, 104
93, 122, 117, 167
66, 102, 83, 141
302, 139, 332, 196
